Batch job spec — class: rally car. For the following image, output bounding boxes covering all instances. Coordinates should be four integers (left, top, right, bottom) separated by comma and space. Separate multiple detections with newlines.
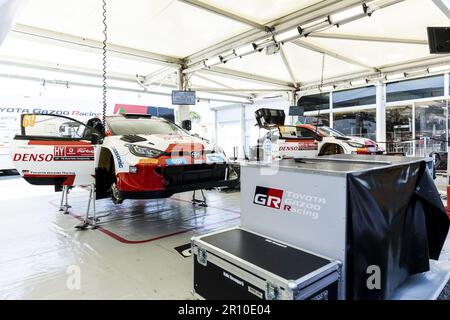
253, 108, 384, 160
11, 113, 238, 204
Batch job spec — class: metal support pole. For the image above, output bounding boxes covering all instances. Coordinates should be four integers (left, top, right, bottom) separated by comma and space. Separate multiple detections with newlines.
192, 189, 208, 207
329, 91, 334, 128
75, 183, 97, 230
376, 81, 387, 150
412, 102, 416, 157
176, 67, 190, 125
59, 185, 71, 214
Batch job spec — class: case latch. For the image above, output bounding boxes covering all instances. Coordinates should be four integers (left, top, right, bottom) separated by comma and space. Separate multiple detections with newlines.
266, 282, 281, 300
197, 247, 208, 266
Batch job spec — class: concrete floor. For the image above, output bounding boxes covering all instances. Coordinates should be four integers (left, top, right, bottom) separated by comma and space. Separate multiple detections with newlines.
0, 175, 449, 300
0, 176, 240, 299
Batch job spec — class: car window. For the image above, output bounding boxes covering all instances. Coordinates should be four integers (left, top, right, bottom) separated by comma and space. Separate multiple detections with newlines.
279, 126, 316, 139
317, 126, 346, 137
21, 114, 89, 139
297, 127, 316, 139
279, 126, 298, 139
107, 118, 186, 136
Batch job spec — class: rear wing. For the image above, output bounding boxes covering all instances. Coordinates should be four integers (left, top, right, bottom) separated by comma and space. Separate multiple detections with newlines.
255, 108, 286, 129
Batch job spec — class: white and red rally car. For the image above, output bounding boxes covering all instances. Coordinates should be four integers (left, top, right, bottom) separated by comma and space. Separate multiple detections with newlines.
253, 108, 384, 160
11, 113, 238, 204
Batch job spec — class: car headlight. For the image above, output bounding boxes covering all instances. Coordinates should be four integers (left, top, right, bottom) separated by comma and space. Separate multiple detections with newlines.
347, 141, 366, 148
126, 144, 164, 158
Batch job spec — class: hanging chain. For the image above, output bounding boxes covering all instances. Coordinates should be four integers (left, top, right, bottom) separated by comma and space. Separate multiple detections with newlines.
315, 53, 326, 131
320, 53, 325, 89
101, 0, 108, 126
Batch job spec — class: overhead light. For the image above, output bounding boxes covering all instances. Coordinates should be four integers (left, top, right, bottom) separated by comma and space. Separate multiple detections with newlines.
234, 44, 257, 57
204, 56, 223, 67
350, 79, 369, 86
428, 64, 450, 73
385, 73, 406, 81
320, 85, 335, 92
329, 4, 368, 24
274, 27, 302, 42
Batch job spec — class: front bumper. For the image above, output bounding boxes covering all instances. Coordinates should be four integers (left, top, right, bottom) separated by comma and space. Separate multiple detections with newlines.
117, 163, 240, 199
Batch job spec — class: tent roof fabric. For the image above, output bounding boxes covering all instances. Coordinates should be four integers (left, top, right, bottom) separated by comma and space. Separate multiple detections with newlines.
1, 0, 449, 100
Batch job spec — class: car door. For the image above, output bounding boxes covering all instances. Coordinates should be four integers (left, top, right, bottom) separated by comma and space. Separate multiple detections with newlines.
10, 114, 100, 187
278, 126, 318, 158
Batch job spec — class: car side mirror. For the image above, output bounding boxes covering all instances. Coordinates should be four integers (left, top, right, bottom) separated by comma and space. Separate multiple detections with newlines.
90, 132, 102, 144
181, 120, 192, 131
315, 133, 323, 142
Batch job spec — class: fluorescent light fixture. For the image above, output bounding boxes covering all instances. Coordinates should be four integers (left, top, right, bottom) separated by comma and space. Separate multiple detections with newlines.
204, 56, 222, 67
350, 79, 369, 86
320, 85, 335, 92
274, 27, 302, 42
234, 44, 256, 56
329, 4, 367, 24
428, 64, 450, 73
385, 73, 406, 81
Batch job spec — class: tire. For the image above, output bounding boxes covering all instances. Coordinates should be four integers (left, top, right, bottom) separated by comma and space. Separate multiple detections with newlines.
110, 182, 124, 205
108, 162, 124, 205
320, 144, 345, 156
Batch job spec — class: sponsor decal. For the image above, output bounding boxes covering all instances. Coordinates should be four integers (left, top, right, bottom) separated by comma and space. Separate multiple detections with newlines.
53, 146, 94, 161
13, 153, 53, 162
279, 142, 317, 151
253, 186, 325, 220
166, 158, 187, 166
191, 151, 202, 159
223, 271, 244, 287
0, 107, 100, 117
253, 186, 284, 209
112, 147, 124, 169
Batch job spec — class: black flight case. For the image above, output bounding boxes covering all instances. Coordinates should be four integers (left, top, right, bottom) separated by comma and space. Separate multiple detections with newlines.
192, 227, 341, 300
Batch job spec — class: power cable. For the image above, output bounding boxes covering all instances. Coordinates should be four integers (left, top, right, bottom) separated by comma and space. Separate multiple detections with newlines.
101, 0, 108, 126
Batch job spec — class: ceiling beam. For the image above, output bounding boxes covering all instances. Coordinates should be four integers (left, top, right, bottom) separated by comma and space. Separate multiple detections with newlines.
192, 73, 234, 89
432, 0, 450, 19
297, 54, 450, 91
189, 87, 291, 93
176, 0, 268, 31
0, 72, 252, 105
143, 66, 178, 85
0, 54, 143, 82
11, 24, 182, 66
292, 39, 376, 71
308, 32, 428, 45
199, 67, 295, 89
0, 55, 257, 101
279, 47, 298, 87
185, 0, 366, 66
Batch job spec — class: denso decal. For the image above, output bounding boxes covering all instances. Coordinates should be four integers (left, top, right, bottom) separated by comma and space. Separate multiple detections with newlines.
13, 153, 53, 162
54, 146, 94, 161
112, 147, 124, 168
253, 186, 325, 219
280, 142, 317, 151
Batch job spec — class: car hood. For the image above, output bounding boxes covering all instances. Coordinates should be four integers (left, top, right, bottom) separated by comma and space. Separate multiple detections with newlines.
123, 134, 215, 152
346, 136, 379, 147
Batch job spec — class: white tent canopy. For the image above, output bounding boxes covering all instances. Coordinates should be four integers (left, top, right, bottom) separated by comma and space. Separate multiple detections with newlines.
0, 0, 449, 102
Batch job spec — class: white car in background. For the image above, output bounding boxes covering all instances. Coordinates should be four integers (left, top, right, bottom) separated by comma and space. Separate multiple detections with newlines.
11, 113, 239, 204
253, 108, 384, 160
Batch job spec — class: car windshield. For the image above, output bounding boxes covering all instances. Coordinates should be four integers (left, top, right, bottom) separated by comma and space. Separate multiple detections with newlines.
317, 126, 346, 137
108, 118, 186, 136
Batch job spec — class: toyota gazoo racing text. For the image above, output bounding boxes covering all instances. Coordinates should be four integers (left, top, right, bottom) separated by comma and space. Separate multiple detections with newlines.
252, 108, 384, 160
11, 113, 239, 204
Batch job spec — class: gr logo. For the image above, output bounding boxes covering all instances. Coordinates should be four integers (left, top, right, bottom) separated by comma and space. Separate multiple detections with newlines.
253, 186, 284, 209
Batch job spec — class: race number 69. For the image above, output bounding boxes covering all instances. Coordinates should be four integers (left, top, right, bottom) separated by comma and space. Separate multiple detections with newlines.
22, 115, 36, 128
